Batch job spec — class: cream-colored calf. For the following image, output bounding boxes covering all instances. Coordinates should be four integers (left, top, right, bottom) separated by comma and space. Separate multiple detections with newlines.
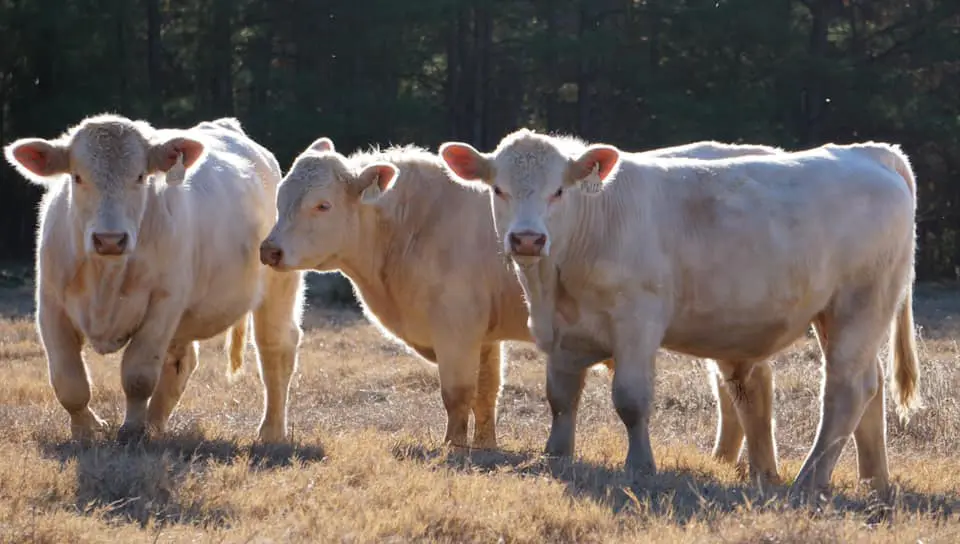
5, 115, 304, 442
441, 129, 919, 497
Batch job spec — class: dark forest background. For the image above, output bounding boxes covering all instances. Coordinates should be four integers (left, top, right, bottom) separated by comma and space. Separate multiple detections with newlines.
1, 0, 959, 279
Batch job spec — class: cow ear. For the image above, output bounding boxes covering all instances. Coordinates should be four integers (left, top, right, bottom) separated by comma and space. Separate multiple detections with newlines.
566, 144, 621, 195
309, 137, 335, 153
439, 142, 493, 185
4, 138, 70, 185
352, 162, 399, 203
148, 136, 205, 176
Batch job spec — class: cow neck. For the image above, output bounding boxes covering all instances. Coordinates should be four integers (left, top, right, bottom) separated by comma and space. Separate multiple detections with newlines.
334, 204, 403, 328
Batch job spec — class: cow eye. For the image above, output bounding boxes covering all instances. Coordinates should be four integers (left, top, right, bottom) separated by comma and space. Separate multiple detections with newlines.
493, 185, 504, 197
73, 174, 83, 185
552, 188, 564, 199
136, 173, 145, 184
316, 201, 332, 211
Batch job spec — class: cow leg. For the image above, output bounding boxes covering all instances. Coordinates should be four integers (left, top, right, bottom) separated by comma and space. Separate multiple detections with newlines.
852, 356, 890, 494
611, 311, 666, 475
715, 359, 781, 486
472, 342, 503, 449
792, 290, 892, 497
38, 293, 106, 440
813, 315, 890, 495
434, 335, 481, 448
145, 341, 199, 434
118, 296, 181, 442
709, 361, 745, 467
252, 269, 304, 442
544, 348, 589, 457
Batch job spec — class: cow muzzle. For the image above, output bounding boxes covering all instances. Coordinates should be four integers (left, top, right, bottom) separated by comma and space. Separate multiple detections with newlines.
259, 240, 285, 268
508, 230, 548, 258
91, 232, 130, 256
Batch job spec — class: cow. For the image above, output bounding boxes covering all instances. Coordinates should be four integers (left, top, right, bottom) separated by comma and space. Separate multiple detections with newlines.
4, 114, 305, 443
439, 128, 920, 497
258, 135, 782, 454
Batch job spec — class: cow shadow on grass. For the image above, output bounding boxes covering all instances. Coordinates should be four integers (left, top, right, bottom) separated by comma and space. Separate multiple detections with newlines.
37, 431, 326, 529
391, 443, 959, 526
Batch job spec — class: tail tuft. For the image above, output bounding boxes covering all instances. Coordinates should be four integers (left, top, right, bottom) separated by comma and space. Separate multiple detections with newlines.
892, 283, 921, 425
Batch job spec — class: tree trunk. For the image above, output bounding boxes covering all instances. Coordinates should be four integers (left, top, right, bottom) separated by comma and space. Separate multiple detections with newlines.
145, 0, 162, 118
577, 0, 594, 139
472, 1, 492, 147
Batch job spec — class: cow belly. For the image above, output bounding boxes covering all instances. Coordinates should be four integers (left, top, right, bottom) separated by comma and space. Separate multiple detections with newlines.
662, 317, 812, 362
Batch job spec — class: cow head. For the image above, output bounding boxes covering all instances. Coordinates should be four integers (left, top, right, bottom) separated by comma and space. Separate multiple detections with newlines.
260, 137, 398, 271
440, 129, 620, 265
4, 114, 205, 257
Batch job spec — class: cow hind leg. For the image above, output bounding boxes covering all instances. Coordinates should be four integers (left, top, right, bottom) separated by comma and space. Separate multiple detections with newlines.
145, 342, 200, 434
709, 361, 746, 467
813, 314, 890, 495
251, 269, 304, 443
471, 342, 503, 449
715, 360, 781, 486
792, 287, 894, 497
852, 356, 890, 495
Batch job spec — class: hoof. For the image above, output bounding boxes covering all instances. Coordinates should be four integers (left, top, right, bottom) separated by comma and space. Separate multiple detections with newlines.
257, 426, 288, 444
472, 437, 498, 450
116, 424, 149, 445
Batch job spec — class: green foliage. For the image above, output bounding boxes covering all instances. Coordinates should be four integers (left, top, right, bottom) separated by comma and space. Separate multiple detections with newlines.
1, 0, 959, 278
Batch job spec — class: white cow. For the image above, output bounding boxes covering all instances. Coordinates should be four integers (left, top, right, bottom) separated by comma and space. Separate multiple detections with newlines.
258, 136, 781, 453
439, 129, 920, 496
4, 114, 304, 442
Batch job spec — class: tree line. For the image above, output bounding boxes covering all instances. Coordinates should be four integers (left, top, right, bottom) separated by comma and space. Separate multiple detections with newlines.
2, 0, 959, 279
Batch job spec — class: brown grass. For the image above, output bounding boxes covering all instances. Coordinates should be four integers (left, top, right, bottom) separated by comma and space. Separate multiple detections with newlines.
0, 283, 958, 543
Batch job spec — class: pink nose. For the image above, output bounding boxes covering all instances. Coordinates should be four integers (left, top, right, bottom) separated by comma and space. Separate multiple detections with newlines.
259, 241, 283, 267
509, 231, 547, 257
91, 232, 129, 255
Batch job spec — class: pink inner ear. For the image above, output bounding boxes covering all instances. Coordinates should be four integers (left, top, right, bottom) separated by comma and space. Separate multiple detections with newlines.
310, 138, 334, 153
158, 139, 205, 171
593, 148, 619, 181
13, 144, 51, 176
178, 139, 205, 168
441, 145, 483, 180
376, 165, 398, 191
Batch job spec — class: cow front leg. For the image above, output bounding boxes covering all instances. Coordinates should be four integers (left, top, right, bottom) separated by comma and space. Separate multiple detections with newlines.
117, 296, 181, 443
434, 336, 482, 448
146, 341, 200, 434
252, 269, 304, 443
37, 292, 106, 440
544, 348, 589, 458
611, 308, 666, 475
472, 342, 503, 449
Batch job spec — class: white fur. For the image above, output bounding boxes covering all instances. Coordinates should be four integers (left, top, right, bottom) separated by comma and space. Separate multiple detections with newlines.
5, 114, 304, 441
444, 129, 920, 496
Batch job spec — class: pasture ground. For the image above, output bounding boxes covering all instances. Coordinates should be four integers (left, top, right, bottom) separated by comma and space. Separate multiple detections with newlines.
0, 268, 958, 543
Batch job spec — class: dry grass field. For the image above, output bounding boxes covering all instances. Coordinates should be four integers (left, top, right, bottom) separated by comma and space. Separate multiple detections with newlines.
0, 271, 958, 543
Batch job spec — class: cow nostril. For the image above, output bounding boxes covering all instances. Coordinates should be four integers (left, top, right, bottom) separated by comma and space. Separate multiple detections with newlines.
259, 244, 283, 266
508, 233, 522, 249
534, 234, 546, 248
91, 233, 128, 254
